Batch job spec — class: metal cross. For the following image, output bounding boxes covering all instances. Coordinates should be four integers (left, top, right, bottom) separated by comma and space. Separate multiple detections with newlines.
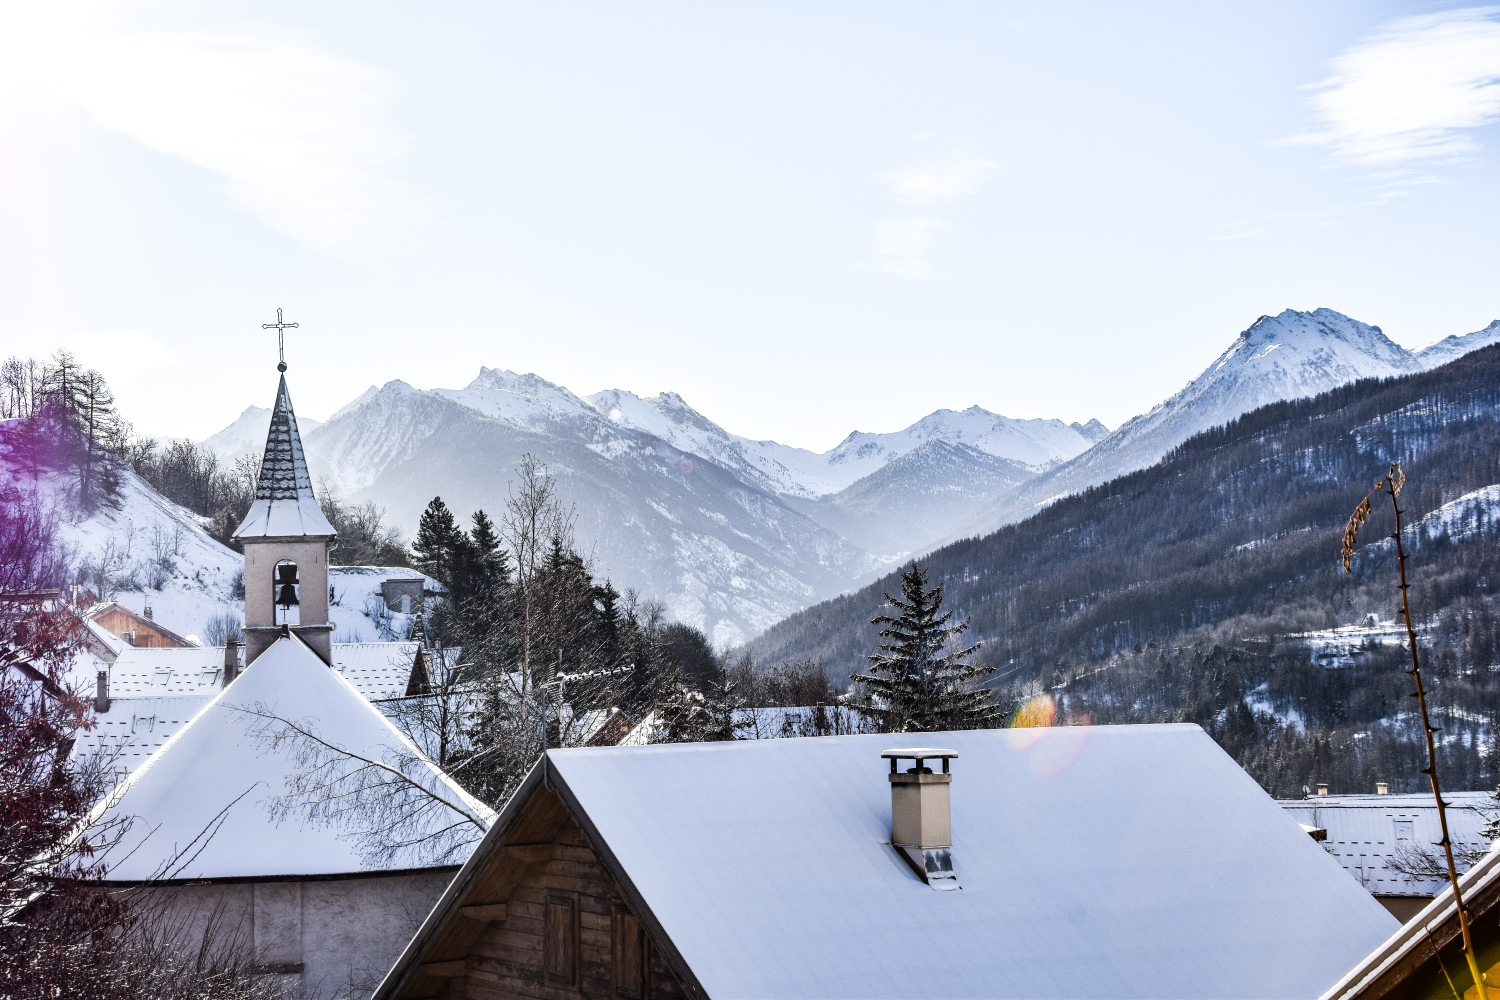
262, 308, 299, 372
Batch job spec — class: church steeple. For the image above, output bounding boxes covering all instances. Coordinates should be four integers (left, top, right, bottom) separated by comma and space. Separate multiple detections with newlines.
234, 313, 336, 666
232, 374, 336, 540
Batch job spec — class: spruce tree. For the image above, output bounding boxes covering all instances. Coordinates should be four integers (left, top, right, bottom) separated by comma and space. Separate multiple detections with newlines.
851, 563, 998, 733
411, 497, 466, 592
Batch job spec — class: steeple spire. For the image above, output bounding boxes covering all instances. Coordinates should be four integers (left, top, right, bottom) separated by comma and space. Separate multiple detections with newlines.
233, 373, 335, 540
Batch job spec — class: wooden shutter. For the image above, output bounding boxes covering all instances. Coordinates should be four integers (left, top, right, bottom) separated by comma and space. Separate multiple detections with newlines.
544, 893, 578, 986
612, 905, 644, 998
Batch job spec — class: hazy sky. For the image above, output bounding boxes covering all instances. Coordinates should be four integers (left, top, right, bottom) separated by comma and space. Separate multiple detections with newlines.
1, 1, 1498, 449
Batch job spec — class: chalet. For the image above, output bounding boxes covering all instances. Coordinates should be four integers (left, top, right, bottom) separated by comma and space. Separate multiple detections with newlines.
89, 600, 193, 648
376, 725, 1397, 1000
1322, 843, 1500, 998
1281, 789, 1495, 922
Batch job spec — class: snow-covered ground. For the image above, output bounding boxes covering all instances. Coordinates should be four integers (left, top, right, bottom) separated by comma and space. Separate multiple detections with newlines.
1288, 617, 1413, 668
1414, 484, 1500, 543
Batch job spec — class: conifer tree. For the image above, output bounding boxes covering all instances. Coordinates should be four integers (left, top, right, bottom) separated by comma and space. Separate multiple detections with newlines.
851, 563, 998, 733
411, 497, 467, 593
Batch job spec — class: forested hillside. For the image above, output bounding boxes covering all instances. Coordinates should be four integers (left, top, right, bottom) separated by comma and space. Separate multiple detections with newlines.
751, 345, 1500, 796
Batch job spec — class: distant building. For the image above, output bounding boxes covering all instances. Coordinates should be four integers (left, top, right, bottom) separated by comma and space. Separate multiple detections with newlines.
88, 600, 193, 648
1280, 790, 1496, 922
377, 725, 1395, 1000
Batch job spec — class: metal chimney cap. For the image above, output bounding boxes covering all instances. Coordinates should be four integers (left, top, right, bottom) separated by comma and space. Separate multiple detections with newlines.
881, 748, 958, 760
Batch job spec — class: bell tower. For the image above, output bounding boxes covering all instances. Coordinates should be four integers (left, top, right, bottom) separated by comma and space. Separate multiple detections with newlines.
234, 327, 336, 665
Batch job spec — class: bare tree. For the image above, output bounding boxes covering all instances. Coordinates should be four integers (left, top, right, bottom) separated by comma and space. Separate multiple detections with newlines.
238, 705, 492, 869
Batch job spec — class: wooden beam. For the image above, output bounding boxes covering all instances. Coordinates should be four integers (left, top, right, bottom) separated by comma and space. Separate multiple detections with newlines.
459, 902, 508, 923
420, 959, 466, 978
504, 842, 553, 863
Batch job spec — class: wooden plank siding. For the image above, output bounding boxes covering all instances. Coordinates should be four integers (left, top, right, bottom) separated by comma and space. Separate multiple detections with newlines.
390, 785, 686, 1000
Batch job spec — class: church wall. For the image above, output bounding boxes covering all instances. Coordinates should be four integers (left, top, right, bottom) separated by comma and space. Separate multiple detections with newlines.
129, 869, 455, 1000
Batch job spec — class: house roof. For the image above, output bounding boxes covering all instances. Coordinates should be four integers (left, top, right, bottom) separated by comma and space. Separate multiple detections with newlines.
1280, 792, 1495, 898
232, 374, 335, 540
1320, 841, 1500, 999
88, 602, 194, 647
381, 724, 1397, 1000
332, 642, 426, 700
88, 633, 492, 882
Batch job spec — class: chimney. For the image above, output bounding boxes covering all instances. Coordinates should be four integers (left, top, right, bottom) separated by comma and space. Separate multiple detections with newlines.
1316, 783, 1329, 796
1376, 782, 1389, 795
882, 748, 959, 890
223, 637, 240, 688
94, 670, 110, 713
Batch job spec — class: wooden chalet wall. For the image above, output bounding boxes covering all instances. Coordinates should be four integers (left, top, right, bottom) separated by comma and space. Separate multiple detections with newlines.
391, 786, 687, 1000
91, 605, 190, 648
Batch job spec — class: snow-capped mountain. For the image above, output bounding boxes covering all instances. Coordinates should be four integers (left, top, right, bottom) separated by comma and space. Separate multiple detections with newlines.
294, 377, 880, 647
1416, 320, 1500, 370
196, 307, 1500, 644
202, 405, 321, 463
796, 439, 1035, 558
588, 389, 1103, 498
951, 308, 1464, 539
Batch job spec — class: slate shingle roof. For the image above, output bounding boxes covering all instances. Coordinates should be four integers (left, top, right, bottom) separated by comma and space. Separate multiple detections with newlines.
232, 374, 336, 539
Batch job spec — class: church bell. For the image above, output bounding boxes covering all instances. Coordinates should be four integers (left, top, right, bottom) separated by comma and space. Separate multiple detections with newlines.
275, 563, 300, 607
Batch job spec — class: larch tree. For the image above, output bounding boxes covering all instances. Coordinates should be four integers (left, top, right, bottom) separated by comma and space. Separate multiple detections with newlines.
851, 563, 999, 733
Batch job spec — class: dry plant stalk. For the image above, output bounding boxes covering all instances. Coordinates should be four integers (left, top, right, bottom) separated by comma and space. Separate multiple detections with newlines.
1344, 462, 1488, 1000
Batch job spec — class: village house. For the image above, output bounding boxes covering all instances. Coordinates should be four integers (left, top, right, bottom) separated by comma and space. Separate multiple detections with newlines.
88, 599, 194, 648
376, 725, 1397, 1000
1281, 788, 1495, 922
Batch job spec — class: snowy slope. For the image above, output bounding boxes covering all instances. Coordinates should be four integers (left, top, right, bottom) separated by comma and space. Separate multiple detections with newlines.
201, 404, 321, 462
799, 440, 1035, 558
954, 309, 1427, 538
1416, 320, 1500, 370
48, 468, 244, 643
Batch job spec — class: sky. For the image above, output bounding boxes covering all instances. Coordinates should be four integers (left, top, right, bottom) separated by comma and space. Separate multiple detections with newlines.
0, 1, 1498, 449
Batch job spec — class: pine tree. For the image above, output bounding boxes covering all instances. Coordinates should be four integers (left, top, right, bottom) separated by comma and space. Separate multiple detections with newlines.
851, 563, 998, 733
411, 497, 468, 593
468, 509, 511, 594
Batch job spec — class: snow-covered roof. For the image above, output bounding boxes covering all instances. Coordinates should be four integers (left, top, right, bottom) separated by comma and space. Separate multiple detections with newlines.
1320, 835, 1500, 999
331, 642, 423, 701
388, 724, 1397, 1000
104, 646, 228, 697
1280, 792, 1496, 898
232, 374, 336, 540
88, 633, 492, 881
73, 695, 215, 788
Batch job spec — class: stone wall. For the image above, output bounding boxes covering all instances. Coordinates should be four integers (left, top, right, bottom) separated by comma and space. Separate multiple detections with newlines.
136, 869, 455, 999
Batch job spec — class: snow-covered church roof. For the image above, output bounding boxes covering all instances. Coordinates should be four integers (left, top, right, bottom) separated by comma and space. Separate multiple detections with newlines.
89, 633, 492, 882
233, 374, 336, 540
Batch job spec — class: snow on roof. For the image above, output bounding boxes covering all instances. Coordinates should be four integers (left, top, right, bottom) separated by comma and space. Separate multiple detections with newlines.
89, 633, 491, 881
331, 642, 422, 701
1280, 792, 1496, 898
233, 374, 335, 540
1320, 834, 1500, 999
73, 695, 215, 789
102, 646, 228, 697
538, 726, 1396, 999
